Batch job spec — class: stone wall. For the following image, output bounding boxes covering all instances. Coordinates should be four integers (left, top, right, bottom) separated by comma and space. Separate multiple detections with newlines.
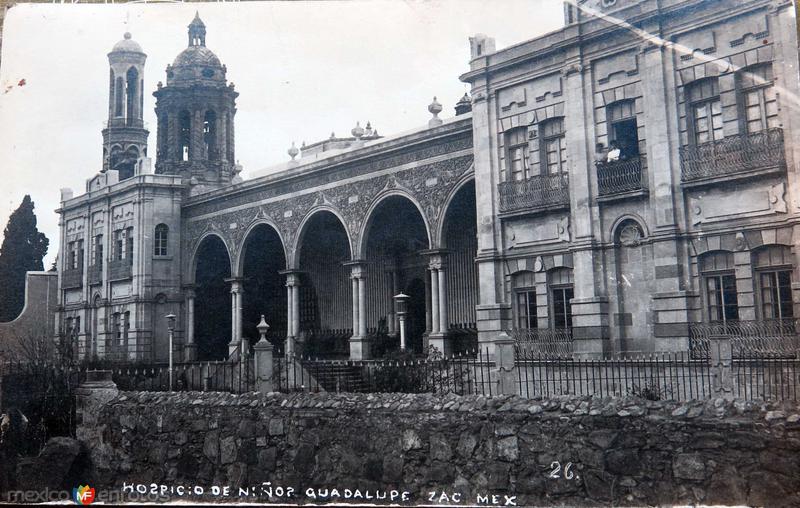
80, 391, 800, 506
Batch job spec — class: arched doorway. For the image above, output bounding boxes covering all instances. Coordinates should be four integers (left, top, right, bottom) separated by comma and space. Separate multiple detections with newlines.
194, 235, 231, 360
362, 195, 430, 355
296, 211, 352, 357
240, 224, 287, 353
440, 180, 479, 352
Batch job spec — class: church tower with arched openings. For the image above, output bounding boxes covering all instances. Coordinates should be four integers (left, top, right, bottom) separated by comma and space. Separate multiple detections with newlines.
103, 32, 149, 181
153, 13, 239, 195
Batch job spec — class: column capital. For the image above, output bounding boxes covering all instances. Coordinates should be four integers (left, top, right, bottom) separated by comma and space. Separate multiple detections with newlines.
279, 270, 303, 286
224, 277, 244, 292
421, 249, 449, 269
344, 259, 368, 278
182, 283, 196, 299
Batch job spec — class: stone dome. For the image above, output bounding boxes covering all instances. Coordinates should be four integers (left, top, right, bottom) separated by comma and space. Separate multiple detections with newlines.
111, 32, 143, 53
172, 45, 222, 69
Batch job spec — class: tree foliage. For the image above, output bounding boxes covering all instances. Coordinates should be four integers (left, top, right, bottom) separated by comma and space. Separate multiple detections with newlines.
0, 195, 49, 322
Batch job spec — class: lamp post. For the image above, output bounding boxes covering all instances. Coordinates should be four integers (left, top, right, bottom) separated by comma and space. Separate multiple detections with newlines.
166, 313, 176, 391
394, 293, 409, 351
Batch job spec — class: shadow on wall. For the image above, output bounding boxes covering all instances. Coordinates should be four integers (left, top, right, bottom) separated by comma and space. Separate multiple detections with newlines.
0, 272, 58, 360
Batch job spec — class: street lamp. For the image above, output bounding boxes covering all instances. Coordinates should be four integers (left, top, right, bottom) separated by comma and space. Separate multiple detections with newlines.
394, 293, 410, 351
166, 313, 176, 391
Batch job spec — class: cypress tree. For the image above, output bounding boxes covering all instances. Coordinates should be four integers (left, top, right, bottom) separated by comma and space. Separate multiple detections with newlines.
0, 195, 49, 322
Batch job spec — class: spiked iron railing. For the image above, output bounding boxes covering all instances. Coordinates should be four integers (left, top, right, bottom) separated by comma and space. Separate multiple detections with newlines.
680, 128, 785, 182
689, 319, 800, 358
596, 156, 645, 196
498, 173, 570, 213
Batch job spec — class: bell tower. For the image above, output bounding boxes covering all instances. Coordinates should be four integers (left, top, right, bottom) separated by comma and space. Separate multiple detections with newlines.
103, 32, 149, 181
153, 13, 239, 195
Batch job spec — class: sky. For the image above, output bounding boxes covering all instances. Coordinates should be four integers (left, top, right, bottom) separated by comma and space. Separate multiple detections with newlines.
0, 0, 565, 266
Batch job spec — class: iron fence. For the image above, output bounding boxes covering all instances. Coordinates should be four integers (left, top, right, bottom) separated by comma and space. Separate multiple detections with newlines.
498, 173, 569, 213
514, 352, 713, 401
107, 360, 253, 394
680, 127, 785, 182
733, 353, 800, 401
596, 156, 645, 196
689, 319, 800, 359
273, 348, 494, 396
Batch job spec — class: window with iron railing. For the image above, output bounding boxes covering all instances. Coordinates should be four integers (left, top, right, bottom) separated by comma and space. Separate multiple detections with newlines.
505, 127, 530, 181
512, 271, 537, 330
549, 267, 574, 331
700, 251, 739, 323
688, 78, 723, 146
753, 245, 794, 320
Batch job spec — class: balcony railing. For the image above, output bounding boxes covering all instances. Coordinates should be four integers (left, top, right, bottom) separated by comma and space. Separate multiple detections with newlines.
680, 128, 786, 183
596, 156, 645, 196
61, 269, 83, 289
510, 327, 573, 359
498, 173, 570, 214
689, 319, 800, 358
88, 265, 102, 285
109, 259, 133, 280
104, 118, 147, 129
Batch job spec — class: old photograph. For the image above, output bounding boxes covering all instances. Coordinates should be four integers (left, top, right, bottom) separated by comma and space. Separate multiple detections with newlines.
0, 0, 798, 505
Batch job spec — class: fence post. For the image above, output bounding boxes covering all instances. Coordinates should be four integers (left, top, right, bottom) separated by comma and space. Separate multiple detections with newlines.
494, 332, 518, 395
253, 338, 275, 393
709, 334, 734, 400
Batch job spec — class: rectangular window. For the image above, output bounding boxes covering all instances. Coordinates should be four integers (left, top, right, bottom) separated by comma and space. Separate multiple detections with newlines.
540, 118, 567, 175
688, 79, 723, 145
515, 290, 537, 329
154, 226, 168, 257
123, 311, 130, 345
705, 274, 739, 322
125, 227, 134, 264
739, 64, 778, 134
77, 240, 84, 270
505, 128, 529, 181
551, 286, 574, 330
760, 270, 793, 320
92, 235, 103, 266
112, 312, 121, 344
114, 230, 124, 261
608, 100, 639, 158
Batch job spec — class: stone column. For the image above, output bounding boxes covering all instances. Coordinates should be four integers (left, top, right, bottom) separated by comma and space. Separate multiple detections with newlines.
345, 261, 370, 360
430, 266, 440, 334
426, 250, 451, 356
254, 338, 274, 393
281, 271, 301, 356
184, 285, 196, 361
437, 259, 449, 336
387, 267, 399, 336
226, 278, 243, 357
562, 62, 609, 358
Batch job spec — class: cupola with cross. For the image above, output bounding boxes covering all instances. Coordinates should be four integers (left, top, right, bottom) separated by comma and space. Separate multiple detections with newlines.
153, 13, 238, 194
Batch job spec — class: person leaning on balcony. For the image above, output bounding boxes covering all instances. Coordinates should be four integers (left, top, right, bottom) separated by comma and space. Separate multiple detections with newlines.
606, 140, 621, 162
